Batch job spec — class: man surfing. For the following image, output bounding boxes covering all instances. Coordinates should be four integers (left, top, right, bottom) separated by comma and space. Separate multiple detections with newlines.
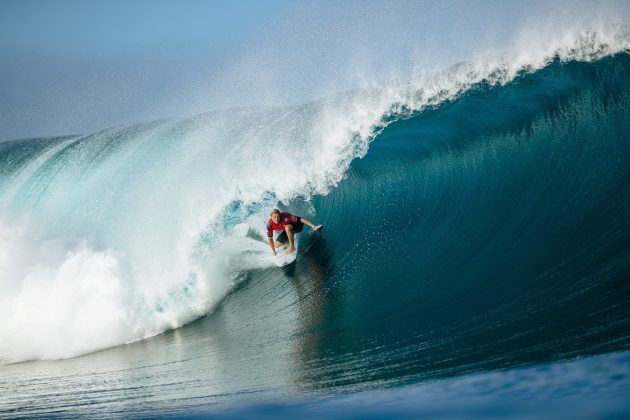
266, 209, 322, 256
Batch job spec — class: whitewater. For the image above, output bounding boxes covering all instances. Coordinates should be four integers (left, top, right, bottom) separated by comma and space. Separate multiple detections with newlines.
1, 7, 630, 413
1, 26, 629, 365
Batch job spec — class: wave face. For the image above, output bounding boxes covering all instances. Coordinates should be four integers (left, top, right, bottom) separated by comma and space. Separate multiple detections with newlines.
306, 53, 630, 385
0, 32, 629, 397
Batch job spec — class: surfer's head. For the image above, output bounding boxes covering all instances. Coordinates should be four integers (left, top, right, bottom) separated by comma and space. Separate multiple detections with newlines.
270, 208, 281, 224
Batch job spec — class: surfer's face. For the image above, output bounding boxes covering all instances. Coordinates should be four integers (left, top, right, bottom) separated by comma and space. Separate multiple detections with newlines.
271, 213, 280, 224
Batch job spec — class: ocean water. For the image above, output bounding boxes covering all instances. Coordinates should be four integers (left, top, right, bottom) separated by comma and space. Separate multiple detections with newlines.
1, 30, 630, 417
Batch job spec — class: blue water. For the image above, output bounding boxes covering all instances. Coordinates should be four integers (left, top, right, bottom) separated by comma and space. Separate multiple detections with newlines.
1, 51, 630, 417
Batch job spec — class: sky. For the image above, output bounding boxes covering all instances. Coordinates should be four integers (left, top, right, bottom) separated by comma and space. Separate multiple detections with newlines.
0, 0, 288, 140
1, 0, 628, 141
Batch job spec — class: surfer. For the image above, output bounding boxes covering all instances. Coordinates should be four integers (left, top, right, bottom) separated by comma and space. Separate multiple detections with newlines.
267, 209, 322, 256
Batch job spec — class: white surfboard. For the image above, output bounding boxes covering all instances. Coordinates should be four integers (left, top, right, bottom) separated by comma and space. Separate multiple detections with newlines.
274, 244, 297, 267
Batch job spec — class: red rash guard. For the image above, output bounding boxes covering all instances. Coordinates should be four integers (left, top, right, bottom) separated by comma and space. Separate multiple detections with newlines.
267, 212, 298, 237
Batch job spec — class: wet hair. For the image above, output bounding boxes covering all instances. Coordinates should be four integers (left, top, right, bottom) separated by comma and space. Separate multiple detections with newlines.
270, 209, 280, 216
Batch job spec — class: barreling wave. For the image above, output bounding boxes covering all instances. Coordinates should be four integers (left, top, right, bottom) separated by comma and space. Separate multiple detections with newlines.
0, 27, 629, 365
303, 52, 630, 386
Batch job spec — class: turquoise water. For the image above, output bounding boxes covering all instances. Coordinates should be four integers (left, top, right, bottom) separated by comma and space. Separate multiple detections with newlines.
1, 51, 629, 417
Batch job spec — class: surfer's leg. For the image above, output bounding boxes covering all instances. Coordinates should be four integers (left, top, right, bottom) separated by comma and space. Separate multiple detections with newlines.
285, 224, 296, 254
275, 230, 287, 248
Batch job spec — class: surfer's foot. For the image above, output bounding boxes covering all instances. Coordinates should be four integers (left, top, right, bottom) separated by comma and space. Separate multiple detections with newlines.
286, 246, 296, 254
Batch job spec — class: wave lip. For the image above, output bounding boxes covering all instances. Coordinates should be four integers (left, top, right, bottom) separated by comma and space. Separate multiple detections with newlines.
0, 27, 629, 364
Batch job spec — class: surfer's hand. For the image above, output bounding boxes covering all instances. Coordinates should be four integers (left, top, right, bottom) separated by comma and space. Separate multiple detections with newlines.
272, 250, 277, 256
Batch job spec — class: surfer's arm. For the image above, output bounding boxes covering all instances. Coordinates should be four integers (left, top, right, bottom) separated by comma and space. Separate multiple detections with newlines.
267, 236, 276, 255
300, 217, 321, 230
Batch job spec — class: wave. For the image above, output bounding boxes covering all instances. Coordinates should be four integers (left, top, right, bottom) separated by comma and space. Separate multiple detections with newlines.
0, 28, 629, 365
304, 52, 630, 385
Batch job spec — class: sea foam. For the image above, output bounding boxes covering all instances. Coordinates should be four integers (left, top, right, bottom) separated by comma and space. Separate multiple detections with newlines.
0, 26, 628, 363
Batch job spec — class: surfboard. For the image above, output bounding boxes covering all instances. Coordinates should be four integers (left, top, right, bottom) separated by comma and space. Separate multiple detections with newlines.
274, 244, 297, 267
